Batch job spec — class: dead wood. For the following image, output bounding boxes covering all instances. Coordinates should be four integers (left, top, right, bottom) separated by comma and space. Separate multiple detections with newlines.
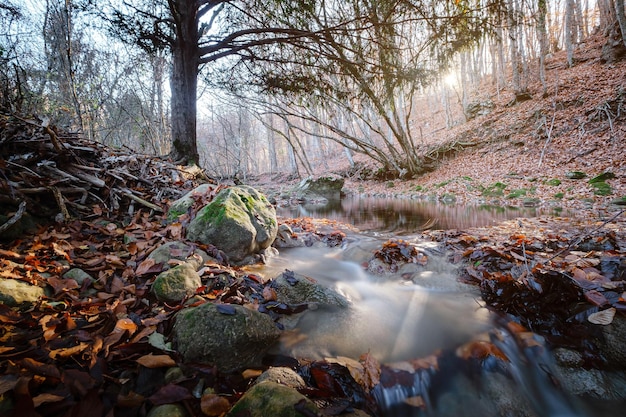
0, 113, 210, 226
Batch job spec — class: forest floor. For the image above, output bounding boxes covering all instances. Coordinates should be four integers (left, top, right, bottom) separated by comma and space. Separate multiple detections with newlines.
0, 33, 625, 417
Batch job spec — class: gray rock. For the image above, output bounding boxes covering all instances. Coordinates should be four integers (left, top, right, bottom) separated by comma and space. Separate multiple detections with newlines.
273, 224, 305, 249
294, 175, 344, 200
147, 404, 188, 417
271, 270, 349, 308
147, 241, 211, 271
167, 183, 216, 222
186, 186, 277, 265
598, 315, 626, 368
0, 278, 45, 306
152, 262, 201, 303
254, 367, 306, 389
62, 268, 93, 286
225, 381, 320, 417
173, 302, 280, 372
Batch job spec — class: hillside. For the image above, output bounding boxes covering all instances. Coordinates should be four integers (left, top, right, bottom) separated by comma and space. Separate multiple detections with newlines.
253, 34, 626, 217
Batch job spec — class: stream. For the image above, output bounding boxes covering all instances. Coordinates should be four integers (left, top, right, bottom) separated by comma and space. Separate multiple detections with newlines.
263, 198, 619, 417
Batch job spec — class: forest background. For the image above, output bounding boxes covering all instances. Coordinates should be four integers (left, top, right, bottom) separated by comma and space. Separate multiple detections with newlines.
0, 0, 624, 185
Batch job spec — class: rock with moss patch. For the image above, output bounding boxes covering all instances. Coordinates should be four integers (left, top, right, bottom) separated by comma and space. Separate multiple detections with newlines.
147, 241, 211, 271
271, 270, 349, 308
167, 183, 217, 222
225, 381, 320, 417
0, 278, 45, 307
186, 186, 277, 265
254, 367, 306, 389
294, 175, 344, 200
152, 263, 201, 303
173, 302, 280, 372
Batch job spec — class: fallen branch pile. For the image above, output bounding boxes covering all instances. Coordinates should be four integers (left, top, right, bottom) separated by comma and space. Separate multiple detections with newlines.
0, 113, 207, 230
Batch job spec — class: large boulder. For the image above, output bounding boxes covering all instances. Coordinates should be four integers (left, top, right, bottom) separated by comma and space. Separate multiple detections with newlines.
185, 186, 278, 265
167, 183, 216, 222
294, 175, 344, 200
173, 302, 281, 372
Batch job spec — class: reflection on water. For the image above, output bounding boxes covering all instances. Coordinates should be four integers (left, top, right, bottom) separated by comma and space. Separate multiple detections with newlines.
276, 195, 560, 233
263, 243, 490, 362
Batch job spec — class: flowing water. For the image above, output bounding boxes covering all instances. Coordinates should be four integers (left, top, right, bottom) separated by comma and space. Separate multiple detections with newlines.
264, 199, 621, 417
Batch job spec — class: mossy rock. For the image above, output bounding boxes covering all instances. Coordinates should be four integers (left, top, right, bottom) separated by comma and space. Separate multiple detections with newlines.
544, 178, 562, 186
566, 171, 587, 180
225, 381, 320, 417
481, 182, 507, 197
186, 186, 277, 264
152, 263, 201, 303
588, 172, 615, 184
506, 189, 527, 199
173, 302, 280, 372
167, 184, 216, 222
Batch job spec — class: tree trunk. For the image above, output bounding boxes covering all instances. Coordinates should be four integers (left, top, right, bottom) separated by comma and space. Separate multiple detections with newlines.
565, 0, 575, 67
616, 0, 626, 47
169, 1, 200, 165
537, 0, 549, 96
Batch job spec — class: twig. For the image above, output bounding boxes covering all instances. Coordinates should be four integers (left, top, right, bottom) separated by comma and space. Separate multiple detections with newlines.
50, 186, 71, 221
0, 201, 27, 234
119, 188, 163, 212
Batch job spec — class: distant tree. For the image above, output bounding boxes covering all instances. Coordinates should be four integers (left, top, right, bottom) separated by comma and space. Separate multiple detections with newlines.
94, 0, 492, 171
213, 0, 490, 177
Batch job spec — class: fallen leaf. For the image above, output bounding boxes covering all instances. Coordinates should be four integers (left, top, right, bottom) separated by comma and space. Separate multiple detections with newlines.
136, 354, 176, 368
201, 393, 230, 416
588, 308, 616, 325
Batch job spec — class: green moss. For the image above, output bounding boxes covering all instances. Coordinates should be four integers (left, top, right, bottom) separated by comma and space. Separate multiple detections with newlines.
553, 192, 565, 199
544, 178, 562, 186
461, 176, 474, 181
506, 189, 527, 199
588, 172, 615, 184
435, 180, 451, 188
590, 181, 612, 196
386, 181, 395, 188
482, 182, 507, 197
414, 185, 424, 192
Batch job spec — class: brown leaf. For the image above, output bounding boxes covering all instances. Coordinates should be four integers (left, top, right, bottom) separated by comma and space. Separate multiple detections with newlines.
200, 393, 231, 416
135, 258, 162, 275
148, 384, 192, 405
136, 354, 176, 368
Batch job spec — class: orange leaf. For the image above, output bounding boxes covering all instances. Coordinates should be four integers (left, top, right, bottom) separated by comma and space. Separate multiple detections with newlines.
136, 354, 176, 368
